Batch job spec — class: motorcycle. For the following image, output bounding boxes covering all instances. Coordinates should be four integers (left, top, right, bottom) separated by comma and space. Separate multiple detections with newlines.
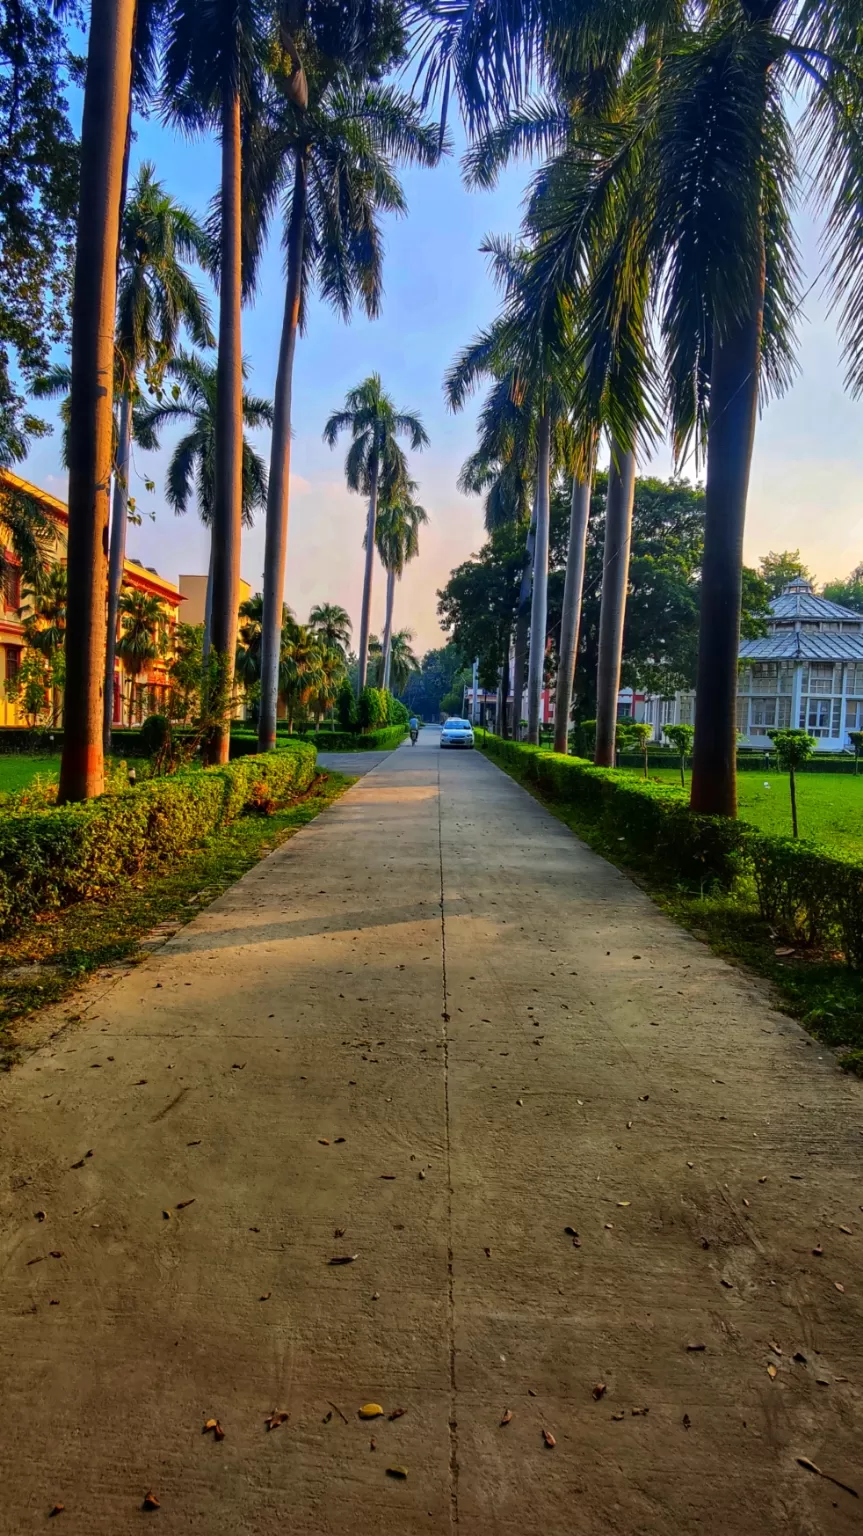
410, 727, 419, 745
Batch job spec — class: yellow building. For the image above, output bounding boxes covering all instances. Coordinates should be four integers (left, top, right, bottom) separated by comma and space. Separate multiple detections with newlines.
0, 468, 184, 727
179, 573, 251, 626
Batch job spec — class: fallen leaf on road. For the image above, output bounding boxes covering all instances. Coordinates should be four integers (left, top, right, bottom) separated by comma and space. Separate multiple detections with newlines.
265, 1412, 289, 1431
720, 1278, 734, 1289
329, 1254, 358, 1265
500, 1409, 513, 1426
638, 1095, 649, 1103
631, 1407, 649, 1416
835, 1281, 845, 1293
528, 1389, 537, 1397
359, 1404, 384, 1419
26, 1256, 44, 1266
617, 1201, 631, 1208
323, 1410, 333, 1424
794, 1351, 808, 1364
70, 1152, 93, 1169
162, 1210, 171, 1220
386, 1466, 408, 1480
592, 1384, 606, 1400
380, 1174, 396, 1180
187, 1140, 201, 1147
682, 1414, 691, 1429
839, 1225, 852, 1235
626, 1121, 633, 1130
334, 1227, 345, 1238
176, 1200, 195, 1211
758, 1176, 767, 1184
318, 1138, 330, 1146
516, 1098, 523, 1106
797, 1457, 858, 1499
564, 1226, 578, 1237
388, 1408, 406, 1421
484, 1247, 491, 1257
260, 1292, 271, 1301
49, 1504, 64, 1517
770, 1342, 782, 1355
335, 1137, 346, 1144
767, 1364, 778, 1380
203, 1419, 225, 1441
49, 1251, 63, 1259
143, 1491, 160, 1511
686, 1343, 706, 1352
812, 1245, 823, 1257
35, 1210, 46, 1222
231, 1063, 246, 1070
774, 947, 795, 957
612, 1411, 625, 1422
542, 1430, 556, 1448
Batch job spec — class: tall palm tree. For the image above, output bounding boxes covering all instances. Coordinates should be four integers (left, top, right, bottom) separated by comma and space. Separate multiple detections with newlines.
280, 622, 326, 731
22, 565, 67, 725
374, 486, 428, 691
134, 350, 272, 659
323, 374, 428, 690
116, 587, 165, 726
244, 76, 440, 752
384, 627, 419, 696
162, 0, 278, 763
308, 602, 352, 660
104, 163, 213, 755
0, 477, 61, 592
59, 0, 136, 803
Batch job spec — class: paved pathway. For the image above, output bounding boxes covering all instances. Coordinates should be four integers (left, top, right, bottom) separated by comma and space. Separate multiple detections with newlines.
1, 730, 861, 1534
316, 748, 396, 776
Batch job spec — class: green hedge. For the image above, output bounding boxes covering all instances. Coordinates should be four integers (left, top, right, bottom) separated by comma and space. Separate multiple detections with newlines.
303, 724, 407, 752
479, 733, 863, 968
0, 741, 316, 937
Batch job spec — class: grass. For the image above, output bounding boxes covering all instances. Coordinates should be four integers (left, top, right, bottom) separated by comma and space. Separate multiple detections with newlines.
483, 745, 863, 1073
0, 769, 353, 1067
0, 754, 62, 794
618, 764, 863, 854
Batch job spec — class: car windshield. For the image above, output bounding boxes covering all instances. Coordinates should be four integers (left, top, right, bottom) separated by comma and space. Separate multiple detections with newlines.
445, 719, 470, 729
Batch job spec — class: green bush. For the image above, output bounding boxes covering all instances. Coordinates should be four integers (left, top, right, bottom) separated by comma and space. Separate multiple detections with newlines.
0, 741, 316, 937
140, 713, 170, 757
304, 724, 407, 752
336, 677, 356, 732
387, 695, 409, 726
357, 685, 389, 731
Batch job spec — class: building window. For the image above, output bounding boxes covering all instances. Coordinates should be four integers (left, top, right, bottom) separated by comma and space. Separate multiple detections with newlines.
678, 694, 694, 725
801, 698, 834, 736
806, 663, 835, 695
849, 665, 863, 694
750, 696, 791, 730
5, 645, 21, 683
617, 701, 632, 719
3, 564, 21, 610
737, 697, 750, 733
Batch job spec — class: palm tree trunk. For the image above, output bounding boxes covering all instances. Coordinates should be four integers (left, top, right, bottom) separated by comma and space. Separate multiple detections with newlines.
689, 251, 765, 818
103, 390, 131, 754
381, 565, 395, 692
594, 439, 636, 768
258, 151, 306, 753
500, 636, 510, 738
208, 86, 243, 766
526, 410, 551, 746
554, 450, 594, 754
58, 0, 135, 803
511, 509, 536, 738
357, 458, 378, 692
202, 532, 214, 665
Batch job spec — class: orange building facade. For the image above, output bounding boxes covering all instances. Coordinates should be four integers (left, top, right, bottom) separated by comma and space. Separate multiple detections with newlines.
0, 468, 183, 727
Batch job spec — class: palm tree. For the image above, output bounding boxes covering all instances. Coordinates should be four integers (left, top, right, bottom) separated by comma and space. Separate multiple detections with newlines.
134, 350, 272, 661
0, 477, 62, 592
553, 438, 595, 752
280, 622, 326, 731
308, 602, 352, 660
385, 628, 419, 696
162, 0, 277, 764
58, 0, 136, 803
245, 76, 440, 752
116, 587, 165, 726
374, 486, 428, 692
105, 163, 213, 755
323, 374, 428, 690
22, 565, 67, 725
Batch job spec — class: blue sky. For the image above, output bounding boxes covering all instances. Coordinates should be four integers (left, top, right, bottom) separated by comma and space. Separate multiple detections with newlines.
22, 99, 863, 652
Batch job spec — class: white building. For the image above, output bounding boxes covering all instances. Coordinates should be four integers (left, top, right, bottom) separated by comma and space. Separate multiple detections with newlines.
641, 578, 863, 752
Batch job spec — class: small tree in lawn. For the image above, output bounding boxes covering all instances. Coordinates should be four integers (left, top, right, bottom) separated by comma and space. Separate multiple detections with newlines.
627, 720, 653, 779
336, 676, 356, 733
665, 723, 695, 790
850, 729, 863, 776
769, 729, 816, 839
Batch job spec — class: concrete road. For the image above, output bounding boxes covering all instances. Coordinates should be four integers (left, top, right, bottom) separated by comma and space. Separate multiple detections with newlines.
1, 729, 861, 1534
316, 749, 398, 776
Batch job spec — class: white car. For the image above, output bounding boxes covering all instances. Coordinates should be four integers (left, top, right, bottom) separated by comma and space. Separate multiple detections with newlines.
440, 717, 475, 749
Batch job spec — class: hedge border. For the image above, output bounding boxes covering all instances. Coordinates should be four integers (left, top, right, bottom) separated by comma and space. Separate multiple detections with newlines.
478, 733, 863, 968
302, 724, 408, 752
0, 741, 317, 937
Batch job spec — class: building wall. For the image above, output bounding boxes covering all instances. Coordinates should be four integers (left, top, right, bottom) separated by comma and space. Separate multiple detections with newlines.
179, 574, 251, 627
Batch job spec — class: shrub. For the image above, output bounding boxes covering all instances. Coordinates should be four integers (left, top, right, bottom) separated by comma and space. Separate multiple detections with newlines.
140, 713, 170, 757
304, 724, 407, 752
387, 695, 409, 726
336, 677, 356, 732
0, 742, 316, 937
357, 685, 389, 732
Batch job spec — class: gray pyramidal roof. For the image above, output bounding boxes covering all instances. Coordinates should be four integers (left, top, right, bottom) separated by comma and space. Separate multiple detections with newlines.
739, 578, 863, 662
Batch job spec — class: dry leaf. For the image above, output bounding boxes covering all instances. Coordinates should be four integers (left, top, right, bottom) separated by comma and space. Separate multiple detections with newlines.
203, 1419, 225, 1441
527, 1389, 537, 1397
839, 1225, 852, 1235
369, 1438, 377, 1451
774, 946, 795, 957
626, 1120, 633, 1129
767, 1364, 778, 1380
686, 1343, 706, 1352
797, 1457, 858, 1499
835, 1281, 845, 1293
500, 1409, 513, 1426
564, 1226, 578, 1237
49, 1504, 65, 1517
322, 1410, 333, 1424
259, 1292, 271, 1301
542, 1429, 556, 1448
162, 1210, 171, 1220
334, 1137, 346, 1144
793, 1350, 808, 1364
592, 1384, 607, 1400
617, 1201, 631, 1208
631, 1407, 649, 1416
604, 1223, 614, 1230
769, 1341, 782, 1355
720, 1278, 734, 1289
334, 1227, 345, 1238
388, 1408, 406, 1421
386, 1466, 408, 1480
328, 1254, 358, 1264
682, 1414, 691, 1430
758, 1176, 767, 1184
359, 1404, 384, 1419
318, 1138, 330, 1146
265, 1411, 289, 1431
143, 1491, 160, 1511
380, 1174, 396, 1180
638, 1094, 649, 1102
35, 1210, 46, 1222
812, 1244, 823, 1257
175, 1199, 195, 1211
516, 1098, 523, 1106
611, 1411, 625, 1422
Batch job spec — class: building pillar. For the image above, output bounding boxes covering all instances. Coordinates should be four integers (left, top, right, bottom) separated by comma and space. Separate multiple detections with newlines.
791, 661, 804, 734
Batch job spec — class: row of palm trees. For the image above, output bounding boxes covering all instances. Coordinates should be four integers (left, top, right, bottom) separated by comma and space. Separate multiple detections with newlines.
56, 0, 442, 801
431, 0, 863, 818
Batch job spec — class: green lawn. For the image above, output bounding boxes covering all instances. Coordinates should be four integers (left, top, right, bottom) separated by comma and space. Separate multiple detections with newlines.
0, 755, 62, 795
622, 764, 863, 852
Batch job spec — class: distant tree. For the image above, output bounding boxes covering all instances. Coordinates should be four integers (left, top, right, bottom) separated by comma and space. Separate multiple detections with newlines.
665, 722, 695, 789
22, 564, 66, 724
116, 589, 165, 727
850, 728, 863, 776
336, 676, 356, 732
769, 729, 817, 839
626, 720, 653, 779
309, 603, 352, 660
823, 564, 863, 616
758, 551, 812, 598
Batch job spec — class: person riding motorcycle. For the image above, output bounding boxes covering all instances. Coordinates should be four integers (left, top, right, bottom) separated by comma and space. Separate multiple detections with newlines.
409, 715, 419, 745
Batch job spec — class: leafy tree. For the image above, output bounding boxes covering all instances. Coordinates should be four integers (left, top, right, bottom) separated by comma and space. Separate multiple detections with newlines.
309, 603, 352, 659
22, 564, 66, 724
437, 521, 525, 735
626, 719, 652, 778
369, 628, 419, 695
116, 588, 165, 726
849, 729, 863, 776
247, 62, 440, 752
0, 0, 78, 465
665, 722, 694, 789
165, 621, 205, 722
769, 729, 816, 839
0, 476, 61, 590
323, 373, 427, 690
759, 551, 812, 598
104, 164, 213, 755
403, 643, 464, 719
822, 565, 863, 616
374, 486, 428, 691
336, 674, 356, 731
5, 646, 50, 726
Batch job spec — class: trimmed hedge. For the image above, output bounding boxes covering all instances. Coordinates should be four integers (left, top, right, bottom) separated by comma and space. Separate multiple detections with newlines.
302, 724, 408, 752
479, 733, 863, 968
0, 741, 316, 937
